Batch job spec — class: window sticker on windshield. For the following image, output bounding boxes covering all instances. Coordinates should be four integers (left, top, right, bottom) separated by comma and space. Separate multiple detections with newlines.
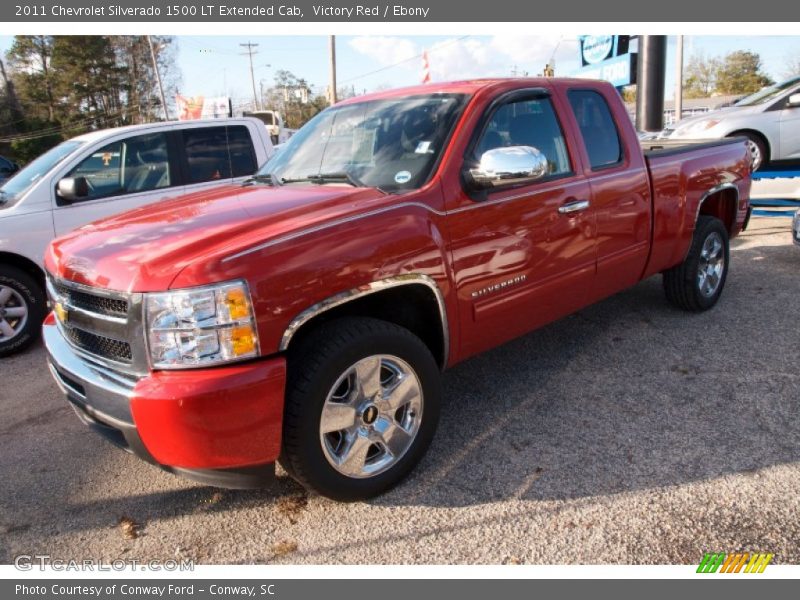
415, 141, 433, 154
351, 128, 377, 163
394, 170, 412, 184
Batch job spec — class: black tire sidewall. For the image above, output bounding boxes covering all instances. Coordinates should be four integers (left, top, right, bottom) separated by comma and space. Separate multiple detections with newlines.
687, 218, 730, 310
285, 320, 441, 501
0, 266, 46, 356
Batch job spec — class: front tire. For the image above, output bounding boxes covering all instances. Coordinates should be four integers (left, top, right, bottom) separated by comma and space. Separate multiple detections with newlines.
280, 317, 441, 501
663, 215, 730, 312
0, 265, 47, 357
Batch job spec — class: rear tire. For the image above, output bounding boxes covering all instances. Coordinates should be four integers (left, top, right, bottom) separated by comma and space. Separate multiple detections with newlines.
0, 265, 47, 357
663, 215, 730, 312
280, 317, 441, 501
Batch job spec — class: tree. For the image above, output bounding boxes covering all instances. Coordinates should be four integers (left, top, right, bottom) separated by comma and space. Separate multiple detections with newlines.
683, 53, 721, 99
715, 50, 773, 95
784, 51, 800, 79
6, 35, 57, 121
262, 69, 326, 129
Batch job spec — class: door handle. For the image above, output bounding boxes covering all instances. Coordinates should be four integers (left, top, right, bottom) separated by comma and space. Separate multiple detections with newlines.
558, 199, 590, 214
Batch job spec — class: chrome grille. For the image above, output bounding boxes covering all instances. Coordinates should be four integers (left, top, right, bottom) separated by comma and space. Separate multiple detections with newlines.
46, 274, 147, 374
61, 325, 132, 362
54, 282, 128, 317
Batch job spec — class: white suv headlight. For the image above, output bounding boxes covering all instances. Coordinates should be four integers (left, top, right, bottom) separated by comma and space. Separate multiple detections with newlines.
145, 280, 259, 369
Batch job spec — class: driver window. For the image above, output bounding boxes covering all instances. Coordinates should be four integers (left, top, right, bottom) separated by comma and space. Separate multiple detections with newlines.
474, 97, 571, 176
68, 133, 171, 201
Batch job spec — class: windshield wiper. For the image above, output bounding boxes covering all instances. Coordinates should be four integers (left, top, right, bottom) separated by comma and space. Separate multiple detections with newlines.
281, 172, 364, 187
244, 173, 279, 186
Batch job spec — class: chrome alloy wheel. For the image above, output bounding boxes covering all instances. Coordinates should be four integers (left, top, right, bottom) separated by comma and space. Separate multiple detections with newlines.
0, 285, 28, 342
319, 355, 424, 479
747, 139, 763, 171
697, 231, 725, 297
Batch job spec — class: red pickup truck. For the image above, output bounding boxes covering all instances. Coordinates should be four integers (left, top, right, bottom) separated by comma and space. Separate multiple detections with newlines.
43, 78, 751, 500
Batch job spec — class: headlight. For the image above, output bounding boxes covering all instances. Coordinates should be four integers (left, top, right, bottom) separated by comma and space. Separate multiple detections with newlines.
145, 280, 259, 369
673, 119, 721, 136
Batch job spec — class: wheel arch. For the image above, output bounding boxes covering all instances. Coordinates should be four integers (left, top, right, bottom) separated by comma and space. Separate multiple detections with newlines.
280, 275, 449, 369
696, 182, 740, 237
0, 251, 46, 293
727, 128, 771, 162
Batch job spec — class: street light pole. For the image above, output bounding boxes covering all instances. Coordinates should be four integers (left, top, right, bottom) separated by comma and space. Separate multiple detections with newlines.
147, 35, 169, 121
674, 35, 684, 125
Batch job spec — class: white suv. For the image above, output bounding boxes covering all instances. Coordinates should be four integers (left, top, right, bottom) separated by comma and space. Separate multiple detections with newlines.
0, 118, 274, 356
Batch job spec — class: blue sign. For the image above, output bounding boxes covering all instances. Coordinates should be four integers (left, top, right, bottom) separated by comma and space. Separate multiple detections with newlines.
582, 35, 614, 64
575, 53, 635, 87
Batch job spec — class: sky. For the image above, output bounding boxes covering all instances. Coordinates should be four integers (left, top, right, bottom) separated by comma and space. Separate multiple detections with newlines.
2, 34, 799, 109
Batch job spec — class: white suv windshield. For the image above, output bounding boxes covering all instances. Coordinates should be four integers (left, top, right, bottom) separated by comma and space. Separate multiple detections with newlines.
256, 93, 467, 192
0, 141, 83, 202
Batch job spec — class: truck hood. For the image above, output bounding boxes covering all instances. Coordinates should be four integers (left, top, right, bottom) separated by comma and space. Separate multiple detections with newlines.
46, 183, 390, 292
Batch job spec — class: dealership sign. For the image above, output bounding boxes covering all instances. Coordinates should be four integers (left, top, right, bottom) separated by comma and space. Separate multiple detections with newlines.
575, 35, 637, 87
176, 95, 232, 120
581, 35, 614, 64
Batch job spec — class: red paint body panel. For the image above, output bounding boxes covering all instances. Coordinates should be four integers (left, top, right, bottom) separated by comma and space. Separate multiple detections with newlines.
45, 78, 751, 472
130, 357, 286, 469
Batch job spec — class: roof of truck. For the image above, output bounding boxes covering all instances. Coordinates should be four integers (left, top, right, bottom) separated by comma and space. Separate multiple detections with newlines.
69, 117, 263, 144
336, 77, 606, 105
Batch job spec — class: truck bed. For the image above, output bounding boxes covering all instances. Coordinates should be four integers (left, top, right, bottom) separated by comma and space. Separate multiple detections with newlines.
640, 136, 745, 158
641, 136, 751, 280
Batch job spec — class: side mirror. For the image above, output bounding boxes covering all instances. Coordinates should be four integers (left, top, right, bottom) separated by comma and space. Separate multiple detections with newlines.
57, 176, 89, 202
788, 93, 800, 108
469, 146, 549, 189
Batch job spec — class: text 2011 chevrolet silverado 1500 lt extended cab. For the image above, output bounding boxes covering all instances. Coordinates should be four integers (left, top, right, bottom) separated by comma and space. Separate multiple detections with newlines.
43, 79, 751, 500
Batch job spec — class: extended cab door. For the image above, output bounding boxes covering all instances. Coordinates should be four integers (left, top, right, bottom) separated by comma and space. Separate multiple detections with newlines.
53, 131, 184, 236
561, 86, 652, 300
446, 88, 596, 359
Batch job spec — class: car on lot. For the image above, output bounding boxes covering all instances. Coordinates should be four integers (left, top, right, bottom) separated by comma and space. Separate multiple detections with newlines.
660, 75, 800, 170
43, 78, 750, 500
793, 209, 800, 246
0, 118, 274, 356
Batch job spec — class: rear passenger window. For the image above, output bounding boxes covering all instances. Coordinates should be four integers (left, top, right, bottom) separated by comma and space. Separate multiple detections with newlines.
227, 126, 257, 177
567, 90, 623, 169
183, 127, 231, 184
473, 97, 572, 177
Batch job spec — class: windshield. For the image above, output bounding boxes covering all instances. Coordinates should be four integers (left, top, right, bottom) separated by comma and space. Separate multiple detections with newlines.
256, 93, 467, 192
0, 140, 82, 201
734, 76, 800, 107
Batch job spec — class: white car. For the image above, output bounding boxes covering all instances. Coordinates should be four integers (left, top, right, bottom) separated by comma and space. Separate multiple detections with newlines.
0, 118, 274, 356
662, 75, 800, 170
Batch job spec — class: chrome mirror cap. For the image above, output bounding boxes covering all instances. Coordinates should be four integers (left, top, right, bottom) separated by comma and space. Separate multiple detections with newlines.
469, 146, 549, 189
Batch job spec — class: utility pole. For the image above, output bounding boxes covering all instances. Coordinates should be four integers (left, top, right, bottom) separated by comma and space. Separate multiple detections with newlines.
329, 35, 337, 105
240, 41, 260, 111
147, 35, 169, 121
635, 35, 667, 132
674, 35, 684, 125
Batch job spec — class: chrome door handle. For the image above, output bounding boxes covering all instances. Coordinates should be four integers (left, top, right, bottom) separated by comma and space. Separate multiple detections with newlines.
558, 199, 590, 214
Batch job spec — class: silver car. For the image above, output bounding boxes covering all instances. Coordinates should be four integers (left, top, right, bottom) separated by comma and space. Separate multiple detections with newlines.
663, 76, 800, 170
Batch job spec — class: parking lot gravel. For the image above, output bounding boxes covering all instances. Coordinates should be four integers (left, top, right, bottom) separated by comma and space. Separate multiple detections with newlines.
1, 217, 798, 565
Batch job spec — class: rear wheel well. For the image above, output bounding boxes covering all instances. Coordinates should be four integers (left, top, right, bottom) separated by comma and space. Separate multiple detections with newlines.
286, 284, 446, 369
0, 252, 45, 293
698, 187, 738, 235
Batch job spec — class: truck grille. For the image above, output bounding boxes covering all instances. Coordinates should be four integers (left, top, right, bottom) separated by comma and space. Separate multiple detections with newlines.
62, 325, 133, 362
46, 274, 146, 373
53, 281, 129, 317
